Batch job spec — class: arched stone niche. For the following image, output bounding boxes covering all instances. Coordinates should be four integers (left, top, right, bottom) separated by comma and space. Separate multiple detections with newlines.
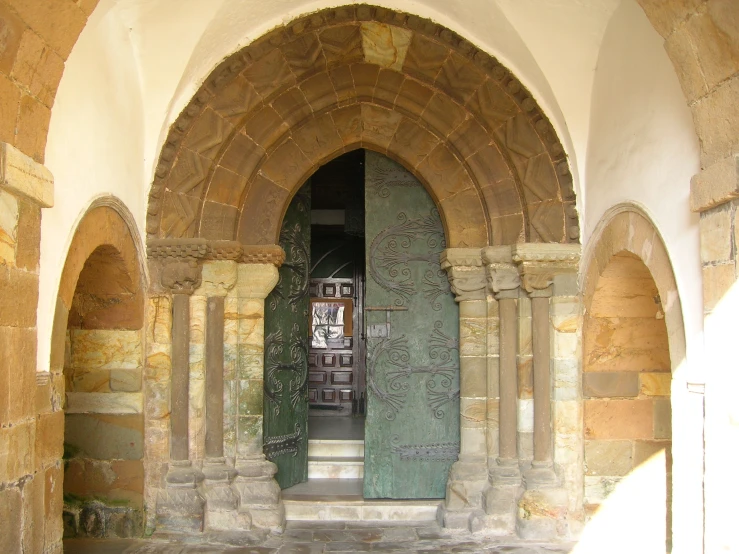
147, 5, 580, 249
48, 199, 147, 539
579, 205, 687, 552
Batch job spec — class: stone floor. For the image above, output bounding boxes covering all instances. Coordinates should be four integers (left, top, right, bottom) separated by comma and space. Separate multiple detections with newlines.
64, 522, 574, 553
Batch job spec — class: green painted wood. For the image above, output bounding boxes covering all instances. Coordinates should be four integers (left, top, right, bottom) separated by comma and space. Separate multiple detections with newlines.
263, 184, 311, 489
363, 151, 460, 499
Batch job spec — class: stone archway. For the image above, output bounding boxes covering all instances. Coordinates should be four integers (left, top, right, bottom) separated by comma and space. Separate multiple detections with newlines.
48, 199, 146, 539
144, 5, 587, 540
147, 5, 580, 250
579, 205, 688, 552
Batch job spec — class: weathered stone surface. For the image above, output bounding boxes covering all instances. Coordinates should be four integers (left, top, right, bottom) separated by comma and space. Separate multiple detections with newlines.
653, 397, 672, 440
639, 372, 671, 396
583, 372, 639, 398
64, 459, 144, 505
35, 410, 63, 466
361, 22, 411, 71
690, 153, 739, 212
64, 413, 144, 460
584, 399, 653, 440
0, 265, 38, 327
0, 188, 18, 264
584, 317, 670, 372
584, 440, 633, 476
0, 140, 54, 207
0, 486, 22, 552
65, 391, 143, 414
702, 261, 735, 313
69, 329, 142, 370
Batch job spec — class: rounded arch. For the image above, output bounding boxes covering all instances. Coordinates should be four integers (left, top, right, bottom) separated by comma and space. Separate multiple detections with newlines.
147, 5, 579, 249
50, 198, 146, 373
582, 204, 686, 370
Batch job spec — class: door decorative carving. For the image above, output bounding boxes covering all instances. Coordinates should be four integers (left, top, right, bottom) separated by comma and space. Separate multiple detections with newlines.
364, 151, 460, 499
263, 185, 310, 489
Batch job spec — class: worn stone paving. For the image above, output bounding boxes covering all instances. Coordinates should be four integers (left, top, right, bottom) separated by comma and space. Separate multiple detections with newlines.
64, 522, 574, 553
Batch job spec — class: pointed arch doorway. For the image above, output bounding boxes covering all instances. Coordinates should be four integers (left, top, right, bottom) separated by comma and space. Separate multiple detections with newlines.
264, 149, 460, 500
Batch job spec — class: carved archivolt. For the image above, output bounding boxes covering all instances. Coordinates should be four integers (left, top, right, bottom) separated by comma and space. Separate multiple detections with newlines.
146, 5, 580, 251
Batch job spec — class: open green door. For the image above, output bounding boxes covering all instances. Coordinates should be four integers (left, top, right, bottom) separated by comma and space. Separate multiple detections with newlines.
363, 151, 460, 499
263, 184, 310, 489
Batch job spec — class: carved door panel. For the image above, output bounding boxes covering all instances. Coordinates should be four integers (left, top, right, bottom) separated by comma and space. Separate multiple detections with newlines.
263, 184, 310, 489
363, 151, 460, 499
308, 278, 357, 413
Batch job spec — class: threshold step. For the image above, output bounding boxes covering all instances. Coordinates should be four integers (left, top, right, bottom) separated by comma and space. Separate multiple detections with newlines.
308, 439, 364, 458
282, 479, 439, 522
308, 457, 364, 479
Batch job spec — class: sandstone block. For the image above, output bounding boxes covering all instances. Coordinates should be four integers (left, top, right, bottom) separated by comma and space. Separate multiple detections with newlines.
0, 266, 39, 327
700, 205, 732, 262
45, 463, 63, 545
584, 399, 653, 440
702, 262, 735, 313
584, 440, 633, 476
70, 329, 142, 370
35, 410, 63, 467
690, 153, 739, 212
653, 397, 672, 439
15, 198, 41, 270
693, 76, 739, 167
0, 74, 20, 148
64, 413, 143, 460
11, 28, 65, 108
16, 93, 50, 163
0, 486, 22, 553
639, 372, 671, 396
21, 471, 44, 553
633, 440, 672, 467
0, 419, 34, 482
65, 392, 143, 414
583, 372, 639, 398
0, 189, 18, 265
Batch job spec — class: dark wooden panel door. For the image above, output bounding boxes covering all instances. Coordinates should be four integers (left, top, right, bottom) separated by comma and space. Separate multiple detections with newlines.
308, 279, 358, 412
363, 151, 460, 499
263, 184, 310, 489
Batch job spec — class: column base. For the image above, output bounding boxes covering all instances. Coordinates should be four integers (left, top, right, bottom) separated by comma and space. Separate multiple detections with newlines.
516, 487, 569, 540
202, 458, 251, 531
439, 458, 488, 530
523, 461, 559, 489
156, 461, 205, 534
233, 455, 285, 532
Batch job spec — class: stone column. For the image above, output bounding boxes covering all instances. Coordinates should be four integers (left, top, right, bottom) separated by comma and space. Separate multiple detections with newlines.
512, 244, 580, 540
196, 260, 241, 530
230, 256, 284, 531
438, 248, 488, 531
155, 259, 206, 533
478, 246, 523, 534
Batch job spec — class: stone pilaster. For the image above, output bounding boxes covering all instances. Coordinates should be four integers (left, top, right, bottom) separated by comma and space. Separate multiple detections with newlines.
154, 257, 206, 533
230, 261, 284, 531
512, 244, 580, 540
477, 246, 523, 535
438, 248, 488, 530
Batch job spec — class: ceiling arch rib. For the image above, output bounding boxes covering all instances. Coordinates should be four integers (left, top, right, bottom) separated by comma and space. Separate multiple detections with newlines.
148, 5, 579, 249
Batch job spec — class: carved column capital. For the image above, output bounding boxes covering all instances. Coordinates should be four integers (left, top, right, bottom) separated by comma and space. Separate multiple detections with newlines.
482, 246, 520, 299
160, 259, 203, 295
440, 248, 486, 302
512, 244, 580, 297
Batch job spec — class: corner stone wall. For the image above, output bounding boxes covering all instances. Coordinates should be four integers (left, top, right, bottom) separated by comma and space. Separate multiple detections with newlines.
0, 143, 61, 553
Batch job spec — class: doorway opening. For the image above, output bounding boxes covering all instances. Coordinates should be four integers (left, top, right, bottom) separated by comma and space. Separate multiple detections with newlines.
266, 148, 459, 511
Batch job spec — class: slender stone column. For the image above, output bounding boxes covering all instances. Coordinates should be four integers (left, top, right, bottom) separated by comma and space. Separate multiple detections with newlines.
230, 259, 285, 531
477, 246, 522, 534
512, 244, 580, 540
198, 260, 241, 530
438, 248, 488, 531
155, 259, 206, 533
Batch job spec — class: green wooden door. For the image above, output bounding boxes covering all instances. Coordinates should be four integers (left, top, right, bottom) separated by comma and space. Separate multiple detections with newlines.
263, 184, 310, 489
363, 151, 460, 499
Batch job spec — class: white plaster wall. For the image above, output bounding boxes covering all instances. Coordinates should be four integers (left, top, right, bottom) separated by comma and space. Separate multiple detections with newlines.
37, 3, 145, 371
582, 2, 702, 552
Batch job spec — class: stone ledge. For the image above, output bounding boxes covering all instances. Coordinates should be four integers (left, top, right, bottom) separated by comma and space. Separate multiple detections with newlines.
0, 143, 54, 208
690, 150, 739, 212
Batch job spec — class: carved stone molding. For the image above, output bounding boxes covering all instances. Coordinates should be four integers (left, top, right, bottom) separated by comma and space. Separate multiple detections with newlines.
512, 244, 580, 297
241, 244, 286, 266
441, 248, 486, 302
482, 246, 520, 298
148, 238, 285, 267
160, 260, 202, 295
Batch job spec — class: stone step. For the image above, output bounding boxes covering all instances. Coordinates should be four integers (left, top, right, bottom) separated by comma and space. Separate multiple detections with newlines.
308, 457, 364, 479
307, 439, 364, 458
282, 479, 439, 523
